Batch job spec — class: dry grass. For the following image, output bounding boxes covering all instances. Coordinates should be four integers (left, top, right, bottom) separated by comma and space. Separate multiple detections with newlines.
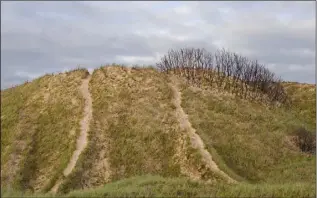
59, 66, 226, 194
179, 77, 316, 185
1, 69, 89, 193
2, 66, 315, 197
283, 82, 316, 129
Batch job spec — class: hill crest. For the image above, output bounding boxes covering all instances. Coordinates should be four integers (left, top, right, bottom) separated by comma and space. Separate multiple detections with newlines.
1, 65, 315, 197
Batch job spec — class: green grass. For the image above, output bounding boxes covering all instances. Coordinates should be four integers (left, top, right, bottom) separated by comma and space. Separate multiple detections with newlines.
2, 175, 315, 198
1, 75, 52, 191
59, 66, 226, 194
283, 82, 316, 129
179, 79, 316, 185
1, 77, 44, 170
2, 66, 315, 197
1, 69, 89, 192
65, 175, 315, 198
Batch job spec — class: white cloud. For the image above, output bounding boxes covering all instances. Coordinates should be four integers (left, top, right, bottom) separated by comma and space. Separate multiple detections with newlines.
1, 1, 315, 89
173, 5, 191, 14
115, 55, 157, 65
280, 48, 315, 58
15, 71, 43, 79
217, 7, 232, 14
288, 64, 315, 72
88, 68, 94, 74
267, 63, 277, 70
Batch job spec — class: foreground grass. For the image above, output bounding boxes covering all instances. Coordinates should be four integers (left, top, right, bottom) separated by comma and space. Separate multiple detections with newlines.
1, 69, 89, 192
65, 175, 316, 198
2, 175, 315, 198
179, 76, 316, 185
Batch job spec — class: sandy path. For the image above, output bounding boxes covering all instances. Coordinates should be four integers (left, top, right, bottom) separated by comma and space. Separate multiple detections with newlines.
50, 74, 93, 193
169, 76, 236, 184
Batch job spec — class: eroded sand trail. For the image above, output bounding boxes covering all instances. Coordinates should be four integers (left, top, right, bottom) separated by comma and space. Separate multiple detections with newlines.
169, 76, 236, 184
51, 74, 93, 193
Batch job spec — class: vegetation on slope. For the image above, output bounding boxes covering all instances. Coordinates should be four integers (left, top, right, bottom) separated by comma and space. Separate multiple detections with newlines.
59, 65, 227, 194
1, 69, 89, 193
155, 47, 315, 188
283, 82, 316, 129
179, 77, 315, 184
157, 48, 289, 105
1, 45, 315, 197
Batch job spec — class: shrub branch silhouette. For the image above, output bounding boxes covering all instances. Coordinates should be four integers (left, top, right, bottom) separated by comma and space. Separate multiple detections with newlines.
157, 48, 289, 105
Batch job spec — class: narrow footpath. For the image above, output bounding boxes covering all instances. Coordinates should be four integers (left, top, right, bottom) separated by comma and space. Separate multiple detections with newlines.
50, 74, 93, 193
169, 76, 236, 184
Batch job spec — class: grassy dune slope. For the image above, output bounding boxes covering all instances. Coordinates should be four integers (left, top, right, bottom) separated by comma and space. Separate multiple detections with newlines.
179, 76, 316, 185
1, 66, 315, 197
59, 66, 226, 194
283, 82, 316, 129
1, 69, 89, 193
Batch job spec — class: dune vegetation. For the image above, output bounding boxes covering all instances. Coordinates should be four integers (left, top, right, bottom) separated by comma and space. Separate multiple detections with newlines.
1, 48, 315, 197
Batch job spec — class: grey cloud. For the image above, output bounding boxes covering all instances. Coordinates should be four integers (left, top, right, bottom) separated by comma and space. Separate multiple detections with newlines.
192, 2, 315, 81
1, 1, 315, 89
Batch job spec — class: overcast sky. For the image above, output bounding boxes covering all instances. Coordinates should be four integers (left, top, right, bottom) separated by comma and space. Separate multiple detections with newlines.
1, 1, 315, 89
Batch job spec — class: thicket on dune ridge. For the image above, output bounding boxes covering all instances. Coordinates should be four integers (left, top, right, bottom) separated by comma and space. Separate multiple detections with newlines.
156, 48, 289, 105
292, 127, 316, 154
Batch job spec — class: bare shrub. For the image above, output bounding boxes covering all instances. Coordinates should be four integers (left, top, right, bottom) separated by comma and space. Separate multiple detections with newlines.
156, 48, 289, 105
292, 127, 316, 154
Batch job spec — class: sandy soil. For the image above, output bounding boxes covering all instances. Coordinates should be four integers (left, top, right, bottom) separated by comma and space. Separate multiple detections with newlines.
50, 74, 93, 193
169, 76, 236, 184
